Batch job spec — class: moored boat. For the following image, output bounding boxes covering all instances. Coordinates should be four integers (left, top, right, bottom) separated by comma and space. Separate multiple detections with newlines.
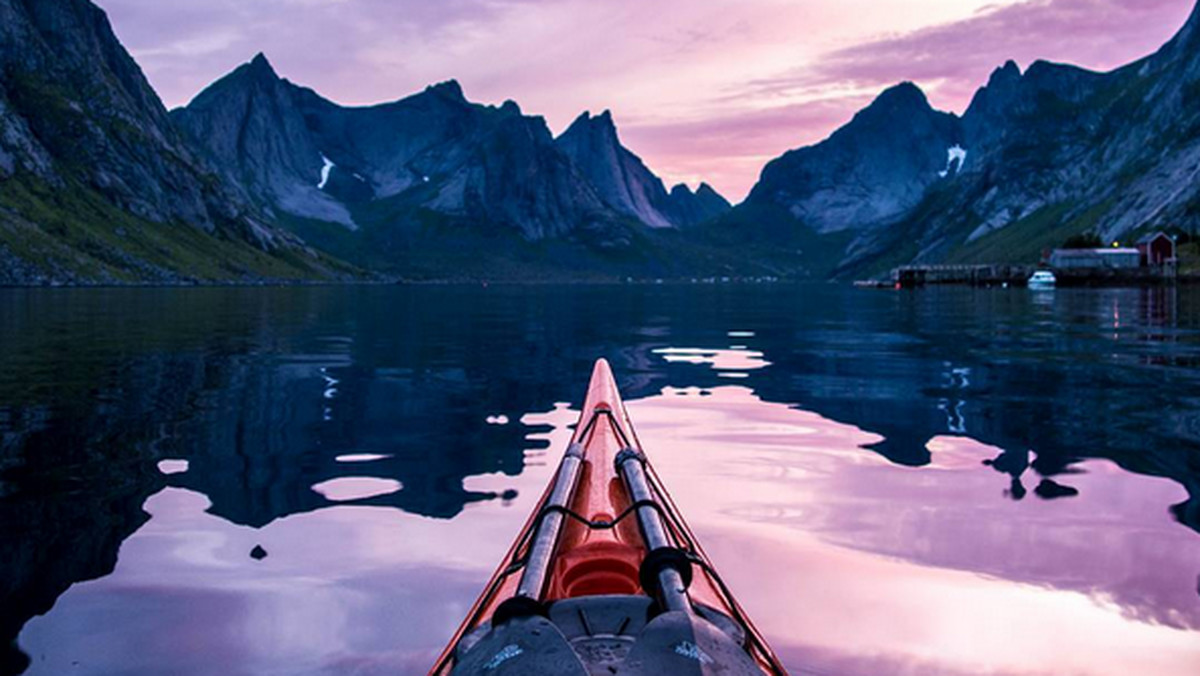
1028, 270, 1057, 288
429, 359, 787, 675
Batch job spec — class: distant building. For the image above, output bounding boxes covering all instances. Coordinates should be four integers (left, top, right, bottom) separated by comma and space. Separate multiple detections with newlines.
1136, 232, 1177, 266
1048, 248, 1142, 269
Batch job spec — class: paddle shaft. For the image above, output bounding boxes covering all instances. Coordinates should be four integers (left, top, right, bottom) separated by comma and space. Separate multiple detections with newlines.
515, 443, 585, 600
617, 451, 692, 614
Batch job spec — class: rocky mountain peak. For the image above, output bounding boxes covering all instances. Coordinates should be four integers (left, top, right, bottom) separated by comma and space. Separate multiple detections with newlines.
974, 60, 1023, 104
556, 109, 713, 229
865, 82, 932, 115
186, 52, 284, 109
836, 81, 945, 141
665, 182, 732, 226
734, 0, 1200, 280
247, 52, 277, 78
827, 80, 954, 147
424, 79, 466, 101
746, 77, 962, 235
1022, 59, 1098, 87
963, 60, 1027, 147
172, 49, 355, 228
564, 110, 619, 141
963, 57, 1103, 152
991, 60, 1022, 85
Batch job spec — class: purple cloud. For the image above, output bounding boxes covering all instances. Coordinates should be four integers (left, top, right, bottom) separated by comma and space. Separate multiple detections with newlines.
786, 0, 1195, 112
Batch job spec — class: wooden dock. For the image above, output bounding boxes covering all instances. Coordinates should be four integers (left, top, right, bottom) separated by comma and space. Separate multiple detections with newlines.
889, 263, 1185, 288
893, 264, 1034, 288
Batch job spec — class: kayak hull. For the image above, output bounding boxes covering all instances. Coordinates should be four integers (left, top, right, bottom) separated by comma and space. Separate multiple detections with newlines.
429, 359, 787, 675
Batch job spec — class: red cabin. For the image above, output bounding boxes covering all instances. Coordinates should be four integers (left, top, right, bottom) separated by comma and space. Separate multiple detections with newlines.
1137, 232, 1177, 266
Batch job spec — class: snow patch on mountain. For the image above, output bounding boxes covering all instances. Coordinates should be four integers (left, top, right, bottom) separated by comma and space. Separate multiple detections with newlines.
318, 155, 334, 189
939, 145, 968, 178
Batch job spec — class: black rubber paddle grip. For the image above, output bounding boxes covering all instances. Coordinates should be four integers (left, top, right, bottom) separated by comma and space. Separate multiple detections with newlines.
492, 596, 548, 626
639, 546, 693, 597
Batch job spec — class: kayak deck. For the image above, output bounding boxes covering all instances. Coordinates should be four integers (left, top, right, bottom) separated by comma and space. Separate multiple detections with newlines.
451, 596, 752, 675
429, 359, 787, 675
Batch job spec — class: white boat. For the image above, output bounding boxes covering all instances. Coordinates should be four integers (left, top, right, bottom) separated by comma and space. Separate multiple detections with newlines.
1028, 270, 1057, 288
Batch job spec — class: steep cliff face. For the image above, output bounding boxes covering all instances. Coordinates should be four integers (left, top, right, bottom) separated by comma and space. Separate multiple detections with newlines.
1080, 2, 1200, 241
0, 0, 342, 284
555, 110, 730, 228
0, 0, 215, 224
737, 1, 1200, 277
556, 110, 678, 228
746, 83, 963, 235
463, 109, 614, 240
170, 54, 353, 228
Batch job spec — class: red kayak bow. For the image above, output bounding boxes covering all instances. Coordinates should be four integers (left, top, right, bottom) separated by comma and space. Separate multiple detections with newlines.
429, 359, 788, 675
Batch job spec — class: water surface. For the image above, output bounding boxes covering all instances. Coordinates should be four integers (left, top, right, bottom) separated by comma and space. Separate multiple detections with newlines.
1, 284, 1199, 676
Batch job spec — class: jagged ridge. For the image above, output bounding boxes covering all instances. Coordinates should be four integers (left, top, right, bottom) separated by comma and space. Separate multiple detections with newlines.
175, 58, 732, 242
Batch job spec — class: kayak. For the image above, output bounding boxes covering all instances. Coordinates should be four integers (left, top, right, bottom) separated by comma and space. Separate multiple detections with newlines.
429, 359, 788, 675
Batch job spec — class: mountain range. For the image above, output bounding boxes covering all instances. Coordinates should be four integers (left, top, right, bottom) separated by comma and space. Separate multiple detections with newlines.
734, 1, 1200, 278
1, 0, 1199, 284
168, 54, 734, 279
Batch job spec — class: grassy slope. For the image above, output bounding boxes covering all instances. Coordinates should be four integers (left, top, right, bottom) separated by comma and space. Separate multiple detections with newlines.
948, 202, 1085, 265
0, 172, 350, 284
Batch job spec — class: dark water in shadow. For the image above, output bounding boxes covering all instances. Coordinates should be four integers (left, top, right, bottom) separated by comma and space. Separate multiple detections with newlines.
1, 284, 1198, 675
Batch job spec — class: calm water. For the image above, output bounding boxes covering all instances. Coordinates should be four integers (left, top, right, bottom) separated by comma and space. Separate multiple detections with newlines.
1, 284, 1199, 676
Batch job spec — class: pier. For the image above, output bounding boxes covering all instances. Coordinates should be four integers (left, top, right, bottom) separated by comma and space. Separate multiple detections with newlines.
890, 263, 1184, 288
893, 264, 1035, 288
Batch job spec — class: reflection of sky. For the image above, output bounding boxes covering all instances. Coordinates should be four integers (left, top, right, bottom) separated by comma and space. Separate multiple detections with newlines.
334, 454, 392, 463
311, 477, 403, 502
653, 346, 770, 372
630, 387, 1200, 675
21, 381, 1200, 676
20, 401, 575, 676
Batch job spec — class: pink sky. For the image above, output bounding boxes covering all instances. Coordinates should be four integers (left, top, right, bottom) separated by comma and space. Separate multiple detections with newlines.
99, 0, 1195, 201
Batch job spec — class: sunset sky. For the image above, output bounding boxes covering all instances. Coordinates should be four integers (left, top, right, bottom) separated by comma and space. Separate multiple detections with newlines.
99, 0, 1195, 201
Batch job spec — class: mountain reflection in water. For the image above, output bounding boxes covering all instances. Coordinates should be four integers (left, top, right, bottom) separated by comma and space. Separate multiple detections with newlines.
1, 284, 1199, 676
